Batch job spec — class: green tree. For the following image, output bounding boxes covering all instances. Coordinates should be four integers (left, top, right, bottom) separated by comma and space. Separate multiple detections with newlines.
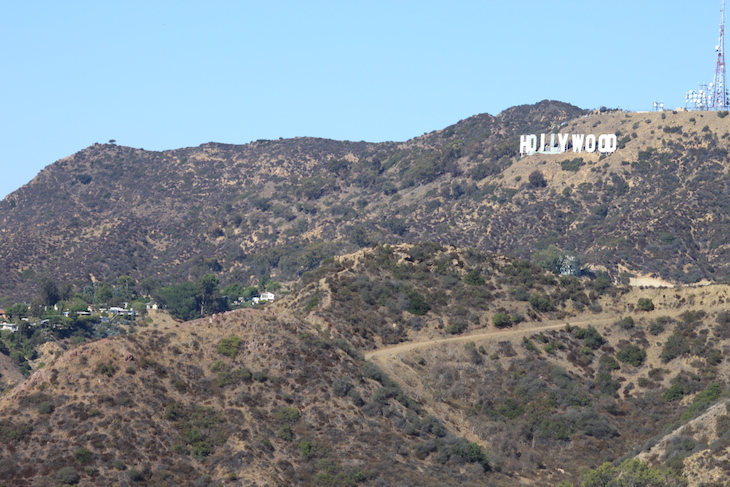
39, 277, 60, 306
660, 331, 690, 363
222, 283, 247, 301
94, 283, 113, 305
116, 276, 137, 301
196, 274, 228, 317
140, 277, 161, 296
157, 282, 198, 321
576, 325, 605, 349
532, 245, 563, 273
197, 274, 218, 317
5, 303, 28, 320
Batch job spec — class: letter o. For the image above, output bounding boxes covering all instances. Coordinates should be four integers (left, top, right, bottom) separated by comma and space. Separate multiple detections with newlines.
598, 134, 617, 153
585, 135, 596, 153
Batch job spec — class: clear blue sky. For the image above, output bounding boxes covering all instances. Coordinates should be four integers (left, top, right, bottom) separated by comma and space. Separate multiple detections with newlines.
0, 0, 723, 199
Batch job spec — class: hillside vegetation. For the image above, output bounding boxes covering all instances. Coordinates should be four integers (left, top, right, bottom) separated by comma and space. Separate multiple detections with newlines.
3, 102, 730, 304
1, 246, 730, 485
0, 307, 502, 486
2, 101, 730, 485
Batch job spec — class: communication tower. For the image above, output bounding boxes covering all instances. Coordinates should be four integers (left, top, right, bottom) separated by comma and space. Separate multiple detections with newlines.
710, 0, 729, 109
686, 1, 729, 110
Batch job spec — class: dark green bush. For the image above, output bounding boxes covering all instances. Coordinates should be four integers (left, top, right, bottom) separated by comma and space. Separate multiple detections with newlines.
528, 293, 554, 312
618, 316, 635, 330
95, 362, 116, 377
349, 390, 365, 407
56, 467, 80, 485
574, 325, 605, 349
38, 401, 55, 415
522, 337, 539, 353
637, 298, 655, 311
687, 383, 724, 416
648, 321, 666, 335
217, 335, 242, 358
299, 439, 316, 459
560, 158, 584, 171
708, 349, 723, 365
492, 312, 512, 328
74, 447, 92, 464
446, 317, 468, 334
663, 383, 686, 402
304, 296, 319, 312
0, 421, 33, 442
599, 355, 620, 370
511, 286, 530, 301
277, 425, 294, 441
128, 468, 144, 482
209, 360, 229, 373
661, 332, 690, 363
215, 367, 252, 387
716, 414, 730, 437
273, 407, 301, 424
407, 291, 430, 315
528, 170, 547, 188
616, 344, 647, 367
463, 269, 485, 286
164, 403, 184, 421
76, 174, 92, 184
333, 378, 352, 397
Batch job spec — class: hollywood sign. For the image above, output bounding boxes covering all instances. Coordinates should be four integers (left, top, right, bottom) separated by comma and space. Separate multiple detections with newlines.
520, 133, 617, 156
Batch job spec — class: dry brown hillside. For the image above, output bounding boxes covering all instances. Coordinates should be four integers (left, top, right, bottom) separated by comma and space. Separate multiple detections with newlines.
0, 308, 508, 486
3, 102, 730, 305
2, 245, 730, 485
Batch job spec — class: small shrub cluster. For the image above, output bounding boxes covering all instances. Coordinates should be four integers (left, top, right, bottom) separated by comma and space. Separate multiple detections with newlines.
95, 361, 116, 377
216, 335, 242, 358
637, 298, 655, 311
660, 331, 690, 363
615, 344, 646, 367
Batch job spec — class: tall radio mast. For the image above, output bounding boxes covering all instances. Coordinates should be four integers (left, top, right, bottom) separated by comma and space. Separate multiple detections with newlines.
710, 0, 729, 110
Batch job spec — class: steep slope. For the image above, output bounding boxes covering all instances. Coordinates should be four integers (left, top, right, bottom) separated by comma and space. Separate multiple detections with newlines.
0, 100, 582, 302
3, 244, 730, 485
276, 245, 730, 485
0, 308, 505, 486
2, 102, 730, 305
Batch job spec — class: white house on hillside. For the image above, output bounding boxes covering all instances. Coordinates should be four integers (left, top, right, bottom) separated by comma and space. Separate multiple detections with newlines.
252, 292, 275, 304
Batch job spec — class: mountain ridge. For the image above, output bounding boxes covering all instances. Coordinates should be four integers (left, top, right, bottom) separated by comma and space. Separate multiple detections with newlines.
2, 101, 729, 304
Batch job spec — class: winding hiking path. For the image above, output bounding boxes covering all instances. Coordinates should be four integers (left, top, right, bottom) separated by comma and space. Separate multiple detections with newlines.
365, 315, 616, 360
365, 300, 730, 361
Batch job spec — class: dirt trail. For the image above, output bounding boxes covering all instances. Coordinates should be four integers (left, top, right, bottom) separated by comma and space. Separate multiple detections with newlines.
365, 304, 730, 360
365, 316, 612, 360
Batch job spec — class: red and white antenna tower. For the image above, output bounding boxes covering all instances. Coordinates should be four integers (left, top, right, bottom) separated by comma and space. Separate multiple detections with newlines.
710, 0, 729, 109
